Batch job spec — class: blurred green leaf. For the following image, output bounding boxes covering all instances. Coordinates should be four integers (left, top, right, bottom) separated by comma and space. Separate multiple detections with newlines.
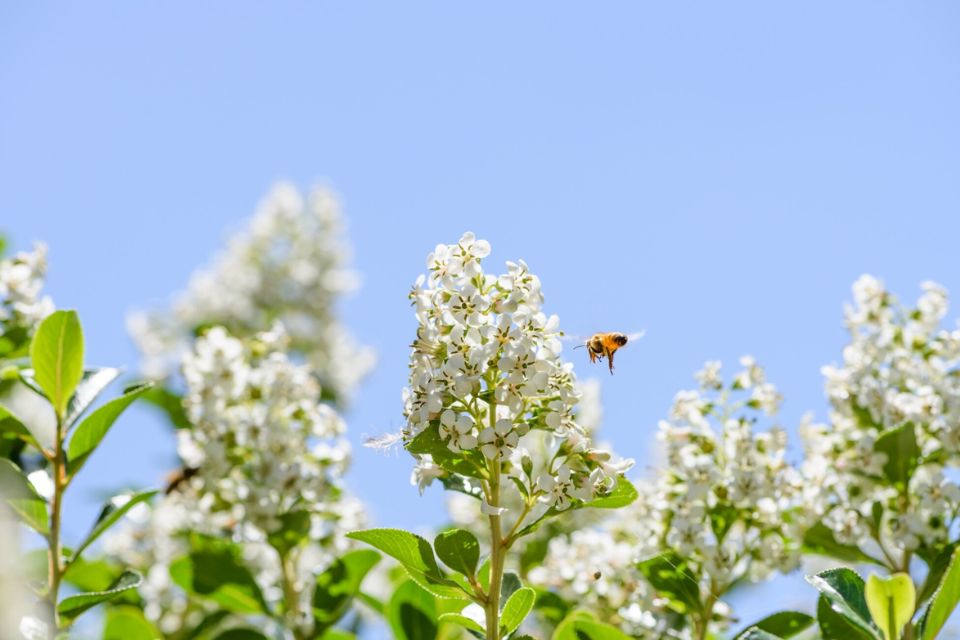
170, 538, 269, 615
102, 605, 158, 640
213, 630, 269, 640
72, 490, 157, 563
141, 386, 191, 429
918, 545, 960, 640
733, 611, 814, 639
637, 552, 701, 615
266, 510, 311, 557
30, 310, 84, 417
312, 549, 380, 633
438, 613, 485, 634
803, 522, 884, 565
874, 423, 919, 490
388, 580, 441, 640
57, 570, 141, 622
0, 458, 48, 535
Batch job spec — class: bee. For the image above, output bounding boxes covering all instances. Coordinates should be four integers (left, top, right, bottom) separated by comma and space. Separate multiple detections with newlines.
570, 331, 645, 374
164, 466, 199, 495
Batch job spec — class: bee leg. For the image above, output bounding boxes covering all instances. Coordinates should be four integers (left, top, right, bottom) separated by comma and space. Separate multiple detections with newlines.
607, 349, 615, 374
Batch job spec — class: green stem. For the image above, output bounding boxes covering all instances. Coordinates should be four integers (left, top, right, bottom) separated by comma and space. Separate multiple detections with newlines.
695, 586, 718, 640
47, 413, 66, 632
486, 462, 503, 640
279, 549, 308, 640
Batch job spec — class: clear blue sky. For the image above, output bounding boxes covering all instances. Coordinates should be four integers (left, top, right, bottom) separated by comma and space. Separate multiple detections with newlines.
2, 1, 959, 628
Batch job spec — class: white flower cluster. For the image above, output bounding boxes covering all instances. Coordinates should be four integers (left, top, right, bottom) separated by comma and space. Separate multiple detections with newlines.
128, 183, 374, 402
178, 324, 353, 536
0, 242, 54, 343
107, 325, 364, 633
803, 275, 960, 552
404, 232, 633, 510
527, 483, 664, 636
653, 358, 805, 592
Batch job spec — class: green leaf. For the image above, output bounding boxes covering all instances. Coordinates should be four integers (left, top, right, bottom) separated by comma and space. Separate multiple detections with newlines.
63, 556, 125, 594
57, 570, 141, 622
874, 423, 919, 490
806, 568, 881, 640
63, 367, 120, 430
917, 542, 958, 606
438, 613, 485, 634
533, 588, 570, 627
434, 528, 480, 578
141, 386, 192, 429
918, 545, 960, 640
73, 490, 157, 562
803, 522, 884, 565
865, 573, 915, 640
406, 423, 485, 479
319, 631, 356, 640
312, 549, 381, 632
0, 378, 55, 450
579, 476, 637, 509
347, 528, 469, 599
184, 611, 231, 640
817, 595, 876, 640
737, 630, 781, 640
553, 610, 632, 640
0, 458, 49, 535
267, 510, 311, 557
103, 605, 159, 640
66, 382, 152, 476
500, 572, 522, 607
501, 586, 536, 635
30, 310, 84, 417
734, 611, 815, 639
637, 552, 702, 615
170, 539, 269, 615
387, 580, 440, 640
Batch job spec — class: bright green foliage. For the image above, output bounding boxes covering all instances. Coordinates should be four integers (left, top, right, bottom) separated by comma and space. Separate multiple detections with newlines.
734, 611, 815, 639
500, 586, 536, 635
0, 457, 49, 534
170, 537, 270, 615
102, 605, 159, 640
30, 310, 84, 417
553, 610, 633, 640
72, 490, 158, 562
57, 570, 142, 622
434, 528, 480, 578
66, 382, 152, 476
918, 546, 960, 640
312, 549, 381, 633
807, 568, 882, 640
865, 573, 915, 640
636, 552, 701, 615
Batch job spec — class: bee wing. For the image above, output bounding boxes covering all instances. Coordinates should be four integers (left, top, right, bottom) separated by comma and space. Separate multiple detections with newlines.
625, 330, 646, 342
559, 333, 590, 343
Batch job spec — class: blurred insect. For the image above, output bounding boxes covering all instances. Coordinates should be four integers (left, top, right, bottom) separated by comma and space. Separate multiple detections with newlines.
164, 466, 199, 494
566, 331, 645, 374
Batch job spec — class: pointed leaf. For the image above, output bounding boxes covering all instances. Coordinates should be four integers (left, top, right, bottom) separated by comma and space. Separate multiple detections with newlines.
0, 458, 48, 535
874, 423, 919, 490
734, 611, 815, 639
347, 528, 468, 599
66, 382, 152, 476
501, 587, 536, 635
434, 528, 480, 578
30, 310, 84, 416
72, 490, 157, 562
637, 552, 702, 614
57, 570, 141, 622
806, 568, 881, 640
312, 549, 381, 632
918, 545, 960, 640
63, 367, 120, 430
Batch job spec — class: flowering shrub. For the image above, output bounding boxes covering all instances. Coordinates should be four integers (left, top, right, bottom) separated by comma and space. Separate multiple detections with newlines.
354, 232, 636, 640
3, 216, 960, 640
129, 183, 374, 404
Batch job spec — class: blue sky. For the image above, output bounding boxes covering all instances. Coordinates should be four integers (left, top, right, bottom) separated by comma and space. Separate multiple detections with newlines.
2, 1, 960, 628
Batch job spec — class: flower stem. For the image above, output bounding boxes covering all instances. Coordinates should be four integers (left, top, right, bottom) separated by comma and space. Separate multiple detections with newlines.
279, 548, 307, 640
47, 413, 66, 631
486, 460, 503, 640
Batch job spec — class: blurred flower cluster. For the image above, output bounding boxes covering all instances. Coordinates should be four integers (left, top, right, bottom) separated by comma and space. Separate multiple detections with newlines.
802, 275, 960, 559
128, 183, 374, 403
109, 325, 365, 634
0, 242, 53, 352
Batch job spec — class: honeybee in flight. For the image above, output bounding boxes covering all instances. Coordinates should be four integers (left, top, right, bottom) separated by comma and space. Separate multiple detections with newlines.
567, 331, 645, 374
